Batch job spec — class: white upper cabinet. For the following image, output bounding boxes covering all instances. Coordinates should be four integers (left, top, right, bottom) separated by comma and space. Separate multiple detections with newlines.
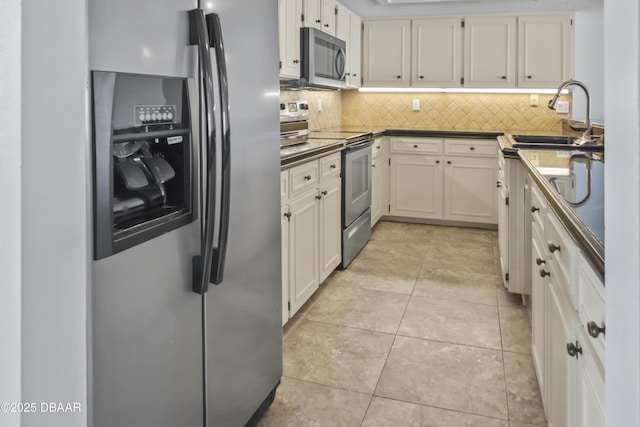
303, 0, 336, 36
464, 16, 517, 88
518, 14, 574, 88
278, 0, 302, 79
337, 4, 362, 88
412, 18, 463, 87
363, 20, 411, 87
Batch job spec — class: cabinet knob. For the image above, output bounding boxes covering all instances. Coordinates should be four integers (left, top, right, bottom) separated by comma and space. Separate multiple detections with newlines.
330, 164, 337, 169
321, 190, 328, 195
496, 181, 502, 188
435, 160, 440, 164
353, 73, 357, 77
500, 76, 507, 79
548, 242, 561, 253
566, 341, 583, 359
539, 269, 550, 278
284, 212, 292, 219
587, 321, 606, 338
346, 72, 350, 76
531, 206, 539, 213
536, 257, 546, 266
293, 59, 299, 64
396, 75, 402, 79
470, 146, 475, 151
372, 164, 376, 168
315, 19, 321, 23
315, 194, 322, 200
419, 75, 424, 79
526, 75, 533, 79
324, 24, 329, 27
304, 175, 312, 181
446, 160, 452, 165
413, 144, 418, 148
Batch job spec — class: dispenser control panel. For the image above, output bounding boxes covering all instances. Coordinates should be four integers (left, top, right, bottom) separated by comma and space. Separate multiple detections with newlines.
135, 105, 177, 126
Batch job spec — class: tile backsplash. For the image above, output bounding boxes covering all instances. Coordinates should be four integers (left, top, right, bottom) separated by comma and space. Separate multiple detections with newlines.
281, 89, 570, 134
281, 90, 342, 130
341, 91, 568, 133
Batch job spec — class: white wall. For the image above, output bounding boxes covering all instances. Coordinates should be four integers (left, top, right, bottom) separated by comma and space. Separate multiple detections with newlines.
340, 0, 602, 18
21, 0, 89, 425
574, 4, 604, 122
0, 1, 22, 426
604, 0, 640, 425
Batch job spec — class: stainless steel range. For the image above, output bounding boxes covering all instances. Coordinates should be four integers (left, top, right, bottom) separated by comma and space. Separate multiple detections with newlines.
279, 100, 373, 268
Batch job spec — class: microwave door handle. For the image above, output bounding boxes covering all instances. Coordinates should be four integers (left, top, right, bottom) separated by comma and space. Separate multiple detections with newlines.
189, 8, 216, 294
206, 12, 231, 285
336, 47, 347, 80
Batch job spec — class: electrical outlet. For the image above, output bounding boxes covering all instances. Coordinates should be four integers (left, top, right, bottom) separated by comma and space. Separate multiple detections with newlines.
317, 99, 323, 112
556, 101, 570, 114
529, 94, 539, 107
412, 99, 420, 111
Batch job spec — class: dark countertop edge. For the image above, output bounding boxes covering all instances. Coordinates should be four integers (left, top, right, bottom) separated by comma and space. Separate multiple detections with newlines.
519, 151, 605, 280
281, 142, 345, 169
385, 129, 502, 139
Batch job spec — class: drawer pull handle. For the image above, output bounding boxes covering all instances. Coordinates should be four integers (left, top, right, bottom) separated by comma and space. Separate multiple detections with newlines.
536, 257, 546, 265
548, 242, 561, 253
496, 181, 502, 188
531, 206, 539, 213
566, 341, 583, 359
330, 164, 337, 169
587, 321, 606, 338
304, 175, 312, 181
539, 269, 550, 278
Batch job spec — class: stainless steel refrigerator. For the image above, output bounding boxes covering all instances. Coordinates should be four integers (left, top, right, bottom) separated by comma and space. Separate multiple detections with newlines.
88, 1, 283, 426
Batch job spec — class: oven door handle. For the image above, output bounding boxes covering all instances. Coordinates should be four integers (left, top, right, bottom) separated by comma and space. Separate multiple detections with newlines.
346, 139, 373, 152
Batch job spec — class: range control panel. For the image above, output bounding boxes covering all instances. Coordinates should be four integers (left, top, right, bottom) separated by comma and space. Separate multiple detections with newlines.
135, 105, 177, 126
279, 100, 309, 123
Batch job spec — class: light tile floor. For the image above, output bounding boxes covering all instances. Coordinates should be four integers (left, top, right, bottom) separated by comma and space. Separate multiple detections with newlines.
258, 221, 546, 427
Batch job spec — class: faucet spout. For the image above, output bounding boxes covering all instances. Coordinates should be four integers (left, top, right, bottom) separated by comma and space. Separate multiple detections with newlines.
548, 79, 592, 143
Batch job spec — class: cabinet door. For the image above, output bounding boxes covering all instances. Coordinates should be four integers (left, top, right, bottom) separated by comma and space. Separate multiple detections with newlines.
288, 191, 319, 316
464, 16, 516, 88
363, 20, 411, 86
321, 0, 336, 36
412, 18, 463, 87
278, 0, 302, 78
318, 178, 341, 282
518, 15, 573, 88
281, 204, 290, 325
497, 168, 509, 285
390, 154, 443, 219
531, 235, 548, 411
348, 11, 362, 88
371, 157, 382, 226
303, 0, 322, 30
547, 274, 575, 427
444, 156, 498, 224
575, 329, 606, 427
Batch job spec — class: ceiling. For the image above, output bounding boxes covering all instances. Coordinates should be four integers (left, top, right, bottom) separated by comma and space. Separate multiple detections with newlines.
339, 0, 603, 18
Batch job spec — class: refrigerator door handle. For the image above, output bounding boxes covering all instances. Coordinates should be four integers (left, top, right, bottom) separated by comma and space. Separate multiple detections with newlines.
189, 8, 217, 294
205, 12, 231, 285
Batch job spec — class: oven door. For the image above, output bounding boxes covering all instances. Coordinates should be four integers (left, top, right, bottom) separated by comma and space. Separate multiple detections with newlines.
342, 140, 373, 227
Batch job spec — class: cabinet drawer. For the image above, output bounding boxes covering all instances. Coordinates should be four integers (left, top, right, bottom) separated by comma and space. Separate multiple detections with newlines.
319, 153, 341, 182
281, 170, 290, 203
546, 209, 576, 286
577, 255, 605, 362
390, 137, 443, 154
445, 139, 497, 157
530, 184, 547, 233
289, 160, 319, 198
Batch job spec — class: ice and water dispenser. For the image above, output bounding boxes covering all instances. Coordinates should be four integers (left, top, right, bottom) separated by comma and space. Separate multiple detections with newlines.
92, 72, 195, 259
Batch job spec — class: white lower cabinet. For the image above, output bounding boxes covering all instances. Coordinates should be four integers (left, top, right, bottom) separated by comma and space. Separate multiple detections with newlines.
528, 179, 605, 427
281, 153, 342, 323
389, 136, 497, 223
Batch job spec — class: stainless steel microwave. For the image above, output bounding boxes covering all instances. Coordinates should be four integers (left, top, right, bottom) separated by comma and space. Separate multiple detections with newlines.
301, 27, 346, 89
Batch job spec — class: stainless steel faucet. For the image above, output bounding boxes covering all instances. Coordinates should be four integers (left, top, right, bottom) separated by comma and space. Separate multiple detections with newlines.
548, 79, 594, 145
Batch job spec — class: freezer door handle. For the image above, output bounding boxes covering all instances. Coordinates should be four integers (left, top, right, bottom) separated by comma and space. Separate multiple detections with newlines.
205, 12, 231, 286
189, 9, 217, 294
